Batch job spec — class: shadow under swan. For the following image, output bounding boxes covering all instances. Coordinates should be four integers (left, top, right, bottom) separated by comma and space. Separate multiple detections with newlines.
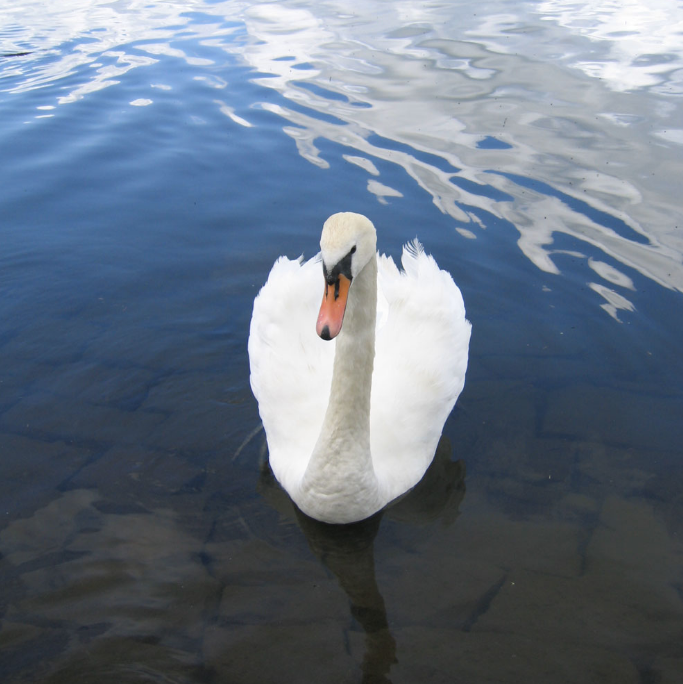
257, 435, 466, 684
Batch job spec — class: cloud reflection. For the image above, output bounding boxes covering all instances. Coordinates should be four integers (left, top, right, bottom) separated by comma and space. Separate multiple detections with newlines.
0, 0, 234, 101
229, 0, 683, 314
3, 0, 682, 314
538, 0, 683, 93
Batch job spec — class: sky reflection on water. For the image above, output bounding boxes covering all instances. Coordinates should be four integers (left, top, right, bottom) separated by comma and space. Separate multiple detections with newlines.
2, 2, 683, 682
2, 0, 682, 319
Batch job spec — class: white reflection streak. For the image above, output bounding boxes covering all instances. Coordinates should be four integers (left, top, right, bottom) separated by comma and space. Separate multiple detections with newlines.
229, 0, 683, 309
588, 258, 635, 290
343, 155, 379, 176
538, 0, 683, 92
231, 2, 500, 224
216, 99, 252, 127
1, 0, 232, 102
58, 51, 157, 105
367, 179, 403, 205
504, 190, 681, 296
257, 101, 489, 223
137, 43, 214, 67
5, 0, 683, 310
589, 282, 636, 321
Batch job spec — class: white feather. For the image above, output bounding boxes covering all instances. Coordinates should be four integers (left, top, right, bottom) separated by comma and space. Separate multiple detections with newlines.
248, 213, 471, 523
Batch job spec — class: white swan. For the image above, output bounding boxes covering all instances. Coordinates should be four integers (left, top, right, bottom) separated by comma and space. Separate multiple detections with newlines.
248, 212, 471, 524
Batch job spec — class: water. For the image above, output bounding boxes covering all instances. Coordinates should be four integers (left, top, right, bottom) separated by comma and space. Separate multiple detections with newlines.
1, 1, 682, 681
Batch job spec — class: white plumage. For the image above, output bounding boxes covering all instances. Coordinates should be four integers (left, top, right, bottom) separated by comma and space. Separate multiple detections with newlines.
248, 212, 470, 524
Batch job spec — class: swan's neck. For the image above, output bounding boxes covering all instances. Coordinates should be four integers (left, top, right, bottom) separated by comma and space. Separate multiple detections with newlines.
299, 256, 380, 522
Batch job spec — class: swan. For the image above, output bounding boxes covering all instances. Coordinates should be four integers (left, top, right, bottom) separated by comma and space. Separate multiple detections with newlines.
248, 212, 471, 524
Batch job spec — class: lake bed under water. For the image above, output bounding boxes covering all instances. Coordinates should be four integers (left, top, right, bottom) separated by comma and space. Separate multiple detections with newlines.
1, 1, 683, 682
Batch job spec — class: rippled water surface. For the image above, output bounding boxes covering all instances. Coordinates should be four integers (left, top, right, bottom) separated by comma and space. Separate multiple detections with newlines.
1, 1, 683, 682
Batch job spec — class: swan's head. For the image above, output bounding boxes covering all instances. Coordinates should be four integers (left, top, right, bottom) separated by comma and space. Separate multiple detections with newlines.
316, 212, 376, 340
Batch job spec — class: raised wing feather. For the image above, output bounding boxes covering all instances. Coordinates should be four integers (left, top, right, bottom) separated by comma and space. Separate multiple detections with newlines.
370, 242, 471, 500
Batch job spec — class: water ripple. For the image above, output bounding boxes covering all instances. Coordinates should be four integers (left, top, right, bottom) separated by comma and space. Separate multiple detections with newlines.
227, 0, 683, 316
2, 0, 682, 317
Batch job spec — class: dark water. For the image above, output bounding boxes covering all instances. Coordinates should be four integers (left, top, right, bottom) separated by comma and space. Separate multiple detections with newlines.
1, 1, 682, 682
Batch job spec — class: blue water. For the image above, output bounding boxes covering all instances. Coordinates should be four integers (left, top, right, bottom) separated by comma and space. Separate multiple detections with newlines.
1, 1, 683, 682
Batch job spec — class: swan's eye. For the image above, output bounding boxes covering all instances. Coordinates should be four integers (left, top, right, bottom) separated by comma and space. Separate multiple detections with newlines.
350, 246, 356, 254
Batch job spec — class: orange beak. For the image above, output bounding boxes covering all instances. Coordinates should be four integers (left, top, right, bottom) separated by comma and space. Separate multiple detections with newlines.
316, 274, 351, 340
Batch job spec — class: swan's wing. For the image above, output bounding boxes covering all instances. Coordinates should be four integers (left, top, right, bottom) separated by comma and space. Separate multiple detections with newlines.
248, 254, 334, 490
371, 241, 471, 501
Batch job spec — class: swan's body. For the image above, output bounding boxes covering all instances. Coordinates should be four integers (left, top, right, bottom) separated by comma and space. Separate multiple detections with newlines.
248, 213, 471, 524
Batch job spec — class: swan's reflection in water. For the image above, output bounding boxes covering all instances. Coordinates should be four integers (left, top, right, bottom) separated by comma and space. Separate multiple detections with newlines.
294, 512, 395, 684
258, 436, 466, 683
